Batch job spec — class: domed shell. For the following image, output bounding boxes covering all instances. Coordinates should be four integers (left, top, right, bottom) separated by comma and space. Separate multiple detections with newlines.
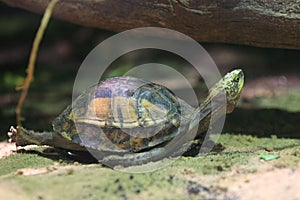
53, 76, 182, 152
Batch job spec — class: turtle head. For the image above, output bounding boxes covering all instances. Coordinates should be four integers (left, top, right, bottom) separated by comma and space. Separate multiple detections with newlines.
188, 69, 244, 133
213, 69, 244, 113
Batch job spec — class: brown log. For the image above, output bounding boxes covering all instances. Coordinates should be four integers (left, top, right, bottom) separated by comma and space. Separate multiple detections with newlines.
3, 0, 300, 49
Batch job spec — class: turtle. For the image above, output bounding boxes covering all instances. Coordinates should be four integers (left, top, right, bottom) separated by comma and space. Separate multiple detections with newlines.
8, 69, 244, 167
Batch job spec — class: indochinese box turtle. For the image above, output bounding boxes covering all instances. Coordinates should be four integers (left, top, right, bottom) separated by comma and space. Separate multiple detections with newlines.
8, 69, 244, 167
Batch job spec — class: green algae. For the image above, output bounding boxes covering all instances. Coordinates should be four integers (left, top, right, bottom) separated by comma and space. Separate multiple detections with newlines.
0, 153, 54, 176
0, 134, 299, 199
1, 165, 211, 200
219, 134, 300, 151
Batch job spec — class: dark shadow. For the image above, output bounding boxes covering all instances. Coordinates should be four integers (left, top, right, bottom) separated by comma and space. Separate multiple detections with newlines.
15, 138, 226, 165
16, 148, 99, 164
224, 108, 300, 138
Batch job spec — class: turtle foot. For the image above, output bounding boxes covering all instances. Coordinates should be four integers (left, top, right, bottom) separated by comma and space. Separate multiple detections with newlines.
7, 126, 17, 143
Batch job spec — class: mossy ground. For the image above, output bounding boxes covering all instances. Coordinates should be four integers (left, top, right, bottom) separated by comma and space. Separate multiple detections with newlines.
0, 133, 299, 199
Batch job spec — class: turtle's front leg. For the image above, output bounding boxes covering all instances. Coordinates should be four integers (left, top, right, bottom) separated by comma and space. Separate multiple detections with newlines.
8, 126, 85, 151
8, 126, 54, 146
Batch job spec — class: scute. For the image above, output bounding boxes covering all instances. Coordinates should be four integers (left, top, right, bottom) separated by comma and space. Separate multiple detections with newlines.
53, 76, 182, 152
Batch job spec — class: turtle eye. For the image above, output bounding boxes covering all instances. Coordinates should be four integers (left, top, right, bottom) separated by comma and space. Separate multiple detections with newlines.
234, 76, 239, 82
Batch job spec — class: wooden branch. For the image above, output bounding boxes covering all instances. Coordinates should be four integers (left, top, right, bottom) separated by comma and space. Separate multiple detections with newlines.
3, 0, 300, 49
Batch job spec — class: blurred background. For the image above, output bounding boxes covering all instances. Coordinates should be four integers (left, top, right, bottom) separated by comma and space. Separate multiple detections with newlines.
1, 2, 300, 141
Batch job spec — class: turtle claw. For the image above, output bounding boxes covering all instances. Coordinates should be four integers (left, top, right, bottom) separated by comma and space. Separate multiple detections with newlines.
8, 126, 17, 143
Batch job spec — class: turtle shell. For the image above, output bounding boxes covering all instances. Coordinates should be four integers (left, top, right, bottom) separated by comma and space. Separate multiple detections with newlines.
52, 76, 182, 153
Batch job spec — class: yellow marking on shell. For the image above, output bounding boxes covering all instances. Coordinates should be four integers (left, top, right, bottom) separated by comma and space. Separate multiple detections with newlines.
112, 96, 138, 124
140, 99, 168, 125
76, 118, 143, 129
88, 98, 111, 120
60, 120, 71, 131
77, 96, 169, 129
129, 137, 145, 152
79, 96, 140, 128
